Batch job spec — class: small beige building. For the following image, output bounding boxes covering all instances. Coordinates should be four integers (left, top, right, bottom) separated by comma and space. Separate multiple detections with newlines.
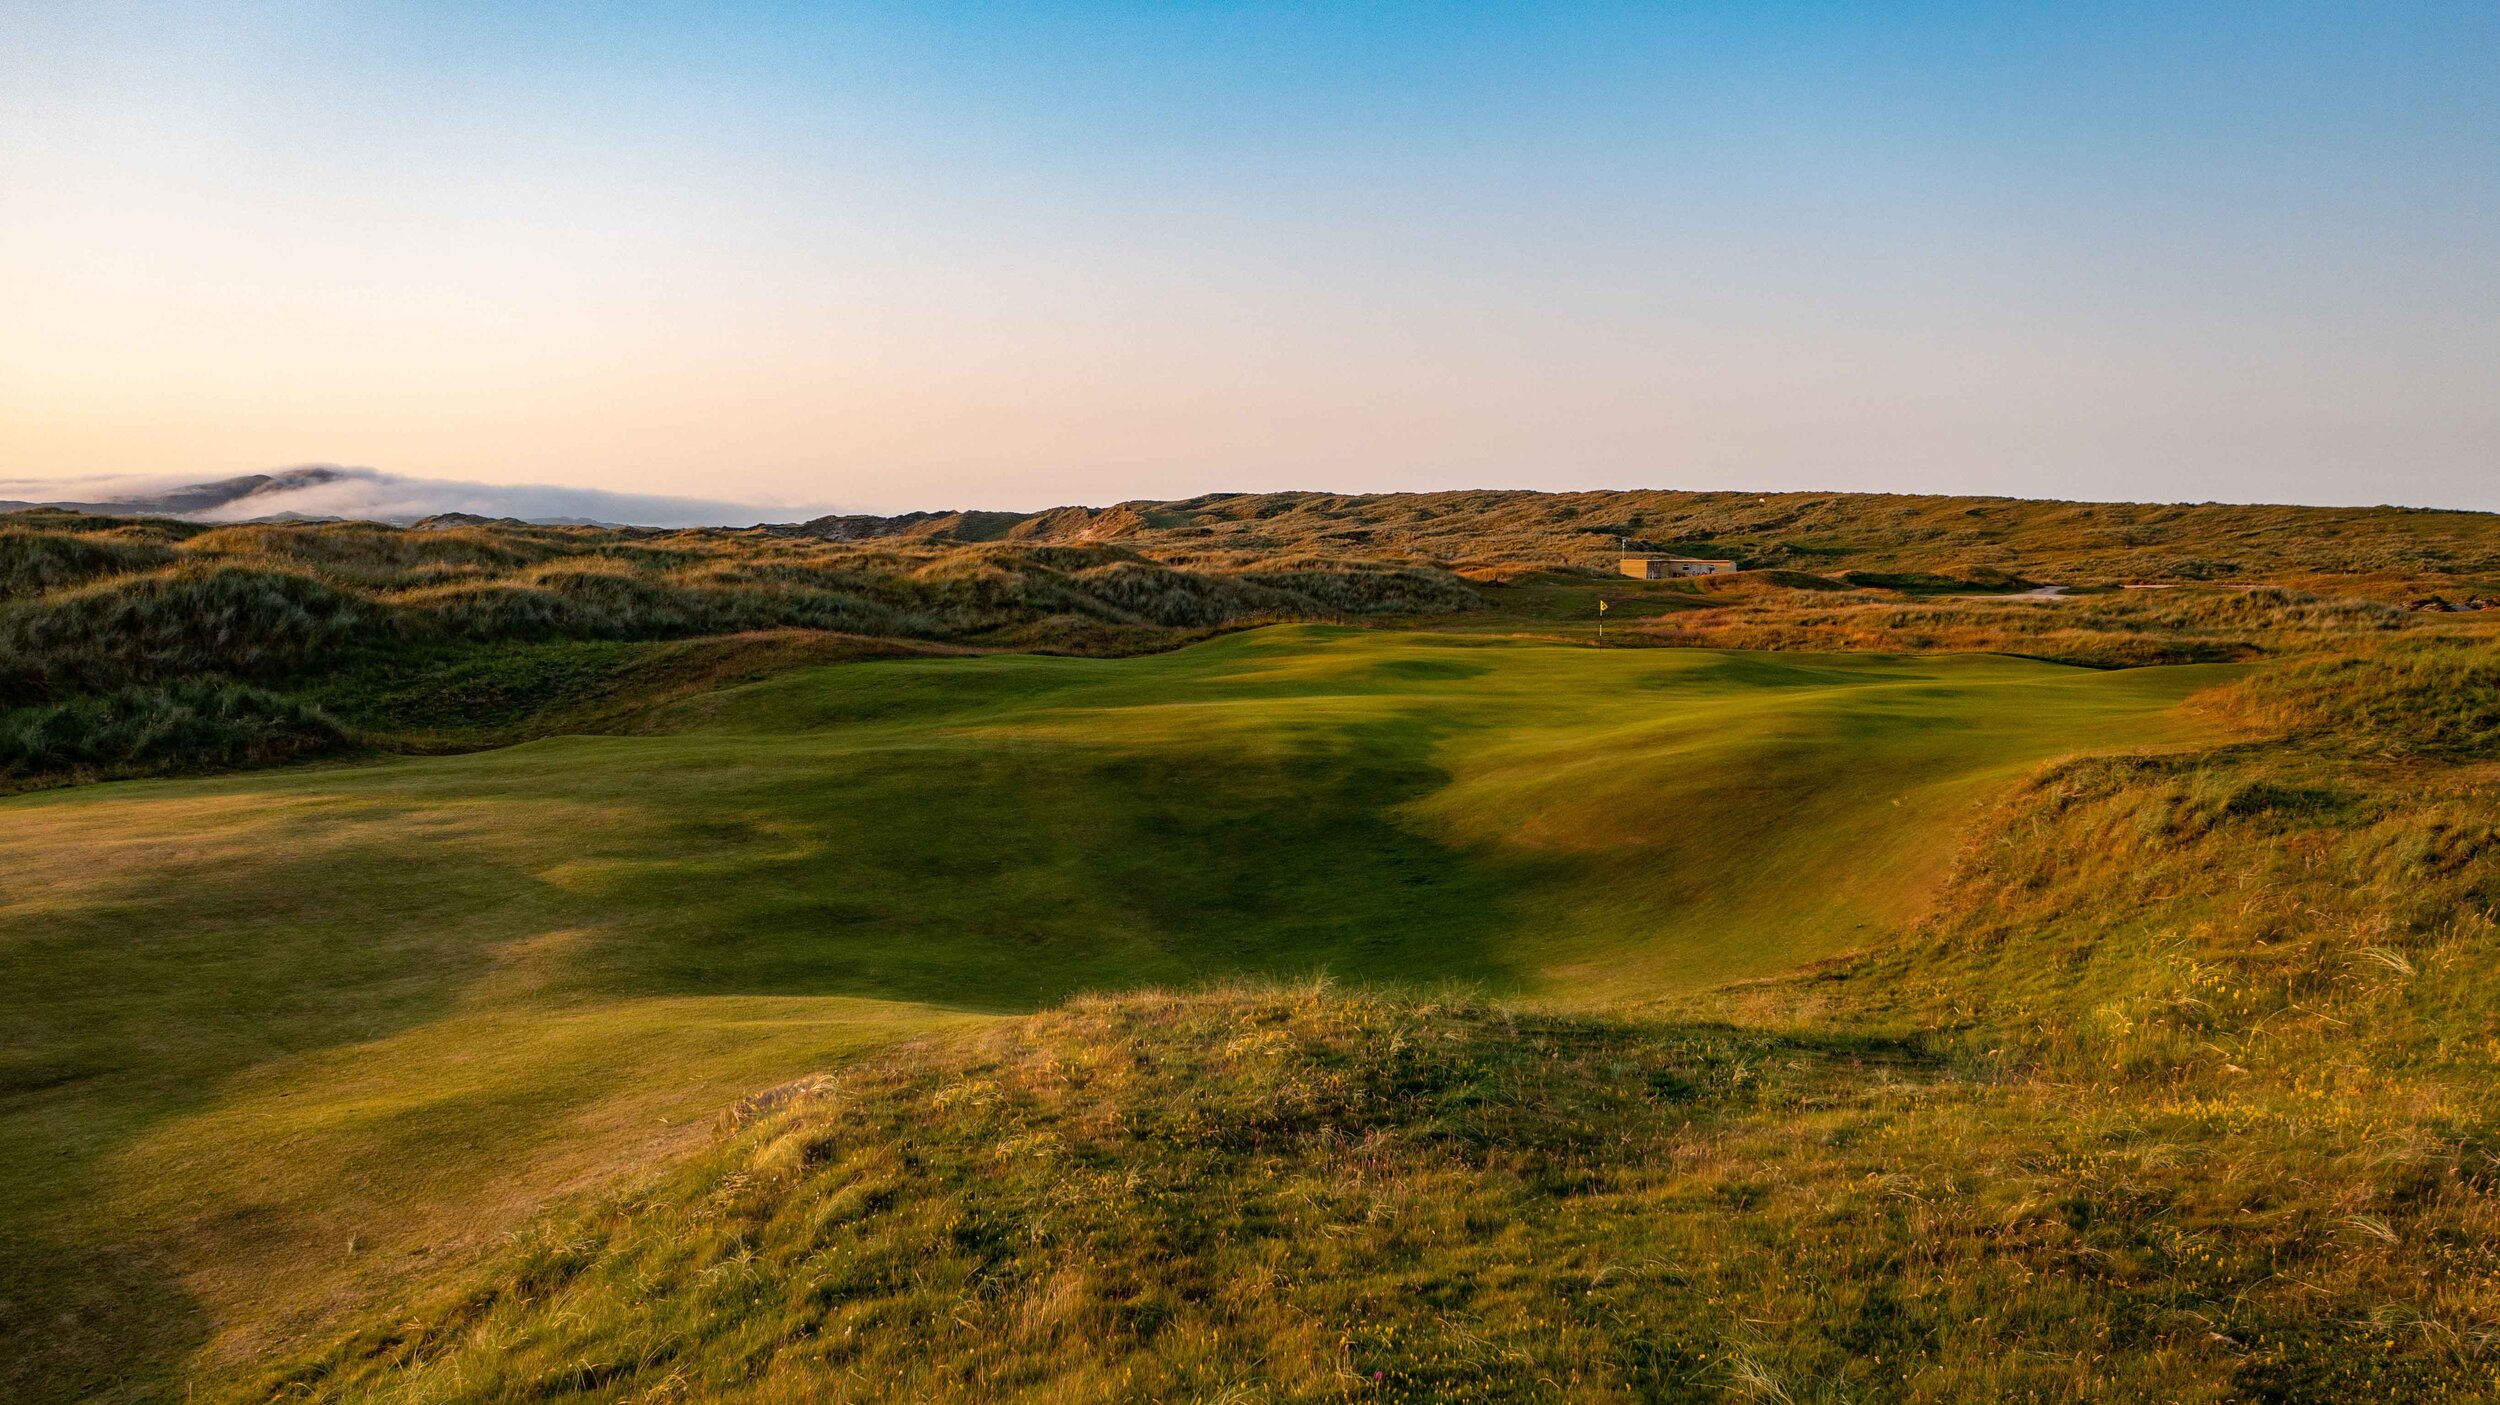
1619, 554, 1738, 580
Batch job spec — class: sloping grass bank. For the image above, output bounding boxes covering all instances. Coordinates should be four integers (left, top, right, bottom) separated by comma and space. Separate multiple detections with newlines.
235, 987, 1935, 1404
241, 968, 2500, 1403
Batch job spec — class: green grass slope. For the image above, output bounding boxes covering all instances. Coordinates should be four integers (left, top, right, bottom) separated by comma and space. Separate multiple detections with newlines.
231, 635, 2500, 1405
0, 627, 2227, 1401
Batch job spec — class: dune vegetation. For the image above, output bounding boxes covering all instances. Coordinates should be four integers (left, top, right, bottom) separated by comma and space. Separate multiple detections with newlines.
0, 509, 1478, 788
785, 489, 2500, 597
4, 489, 2500, 1402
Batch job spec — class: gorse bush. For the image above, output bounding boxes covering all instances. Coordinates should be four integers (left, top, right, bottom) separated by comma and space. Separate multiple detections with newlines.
0, 679, 348, 780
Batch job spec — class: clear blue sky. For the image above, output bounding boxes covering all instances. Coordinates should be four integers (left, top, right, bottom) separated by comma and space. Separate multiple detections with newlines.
4, 2, 2495, 512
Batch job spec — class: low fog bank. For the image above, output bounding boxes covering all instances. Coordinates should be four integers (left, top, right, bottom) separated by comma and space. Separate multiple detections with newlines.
0, 466, 814, 529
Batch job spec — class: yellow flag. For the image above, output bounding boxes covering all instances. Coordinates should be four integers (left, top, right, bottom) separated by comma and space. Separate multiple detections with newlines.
1598, 599, 1610, 613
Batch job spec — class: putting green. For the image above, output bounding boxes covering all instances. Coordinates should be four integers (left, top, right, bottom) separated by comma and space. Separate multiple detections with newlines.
0, 626, 2234, 1395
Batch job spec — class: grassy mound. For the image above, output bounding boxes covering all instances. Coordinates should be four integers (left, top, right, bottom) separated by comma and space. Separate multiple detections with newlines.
1, 565, 382, 700
406, 562, 925, 645
244, 963, 2500, 1403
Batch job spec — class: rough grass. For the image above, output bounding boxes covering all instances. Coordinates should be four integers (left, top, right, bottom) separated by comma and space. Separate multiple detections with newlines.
235, 986, 1912, 1404
0, 527, 178, 599
2207, 635, 2500, 758
1, 564, 383, 698
1379, 568, 2438, 669
1614, 580, 2415, 667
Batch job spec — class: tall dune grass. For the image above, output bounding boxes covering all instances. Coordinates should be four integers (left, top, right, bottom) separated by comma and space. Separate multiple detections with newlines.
0, 528, 179, 600
0, 680, 347, 781
2210, 635, 2500, 758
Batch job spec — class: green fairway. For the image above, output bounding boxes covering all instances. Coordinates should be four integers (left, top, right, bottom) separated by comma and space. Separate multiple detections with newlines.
0, 626, 2233, 1400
